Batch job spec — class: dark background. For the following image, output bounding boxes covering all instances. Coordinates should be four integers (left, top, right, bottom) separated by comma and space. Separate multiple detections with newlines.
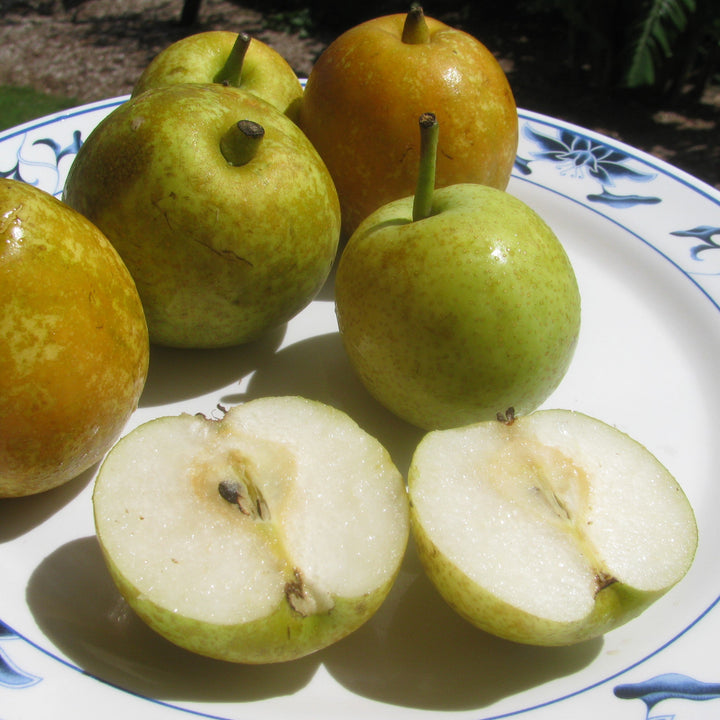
1, 0, 718, 188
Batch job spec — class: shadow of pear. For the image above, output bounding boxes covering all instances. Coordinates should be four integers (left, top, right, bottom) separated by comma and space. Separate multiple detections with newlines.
26, 536, 320, 703
139, 323, 286, 408
321, 538, 603, 712
232, 330, 425, 477
0, 464, 95, 541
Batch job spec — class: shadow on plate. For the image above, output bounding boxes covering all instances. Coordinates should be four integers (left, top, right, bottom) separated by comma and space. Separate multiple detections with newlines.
226, 330, 425, 477
26, 535, 320, 703
0, 464, 95, 541
23, 307, 601, 712
322, 538, 602, 711
139, 323, 286, 408
26, 534, 601, 713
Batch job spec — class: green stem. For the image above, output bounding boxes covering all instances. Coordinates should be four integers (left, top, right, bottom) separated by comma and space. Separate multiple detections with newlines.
402, 4, 430, 44
220, 120, 264, 166
214, 32, 251, 86
412, 112, 438, 222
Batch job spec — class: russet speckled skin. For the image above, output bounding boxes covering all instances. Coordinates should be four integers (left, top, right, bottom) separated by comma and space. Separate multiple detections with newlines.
335, 184, 581, 431
64, 83, 340, 348
131, 31, 304, 122
0, 179, 149, 496
298, 12, 519, 239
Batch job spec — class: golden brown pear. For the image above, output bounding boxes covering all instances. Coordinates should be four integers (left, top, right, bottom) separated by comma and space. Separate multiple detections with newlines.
299, 6, 518, 238
0, 179, 149, 497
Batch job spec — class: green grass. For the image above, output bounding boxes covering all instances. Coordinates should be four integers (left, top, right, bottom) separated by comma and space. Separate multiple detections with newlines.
0, 85, 80, 132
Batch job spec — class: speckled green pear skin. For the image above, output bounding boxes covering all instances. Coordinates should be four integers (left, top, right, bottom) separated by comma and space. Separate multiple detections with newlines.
334, 184, 581, 430
64, 83, 340, 348
100, 547, 397, 664
409, 506, 659, 647
131, 31, 303, 121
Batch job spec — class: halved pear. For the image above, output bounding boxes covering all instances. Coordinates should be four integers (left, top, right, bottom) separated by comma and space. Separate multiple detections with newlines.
408, 409, 698, 646
93, 396, 409, 663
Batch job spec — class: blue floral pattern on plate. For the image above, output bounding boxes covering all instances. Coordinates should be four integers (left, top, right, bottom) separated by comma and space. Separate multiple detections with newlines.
517, 123, 661, 208
1, 99, 720, 720
0, 621, 40, 689
615, 674, 720, 719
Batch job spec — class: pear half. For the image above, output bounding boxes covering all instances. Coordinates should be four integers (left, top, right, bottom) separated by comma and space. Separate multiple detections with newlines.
408, 409, 698, 646
93, 396, 409, 663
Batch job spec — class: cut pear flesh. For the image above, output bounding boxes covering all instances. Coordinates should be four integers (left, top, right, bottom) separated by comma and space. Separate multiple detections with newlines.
408, 409, 698, 646
93, 396, 409, 663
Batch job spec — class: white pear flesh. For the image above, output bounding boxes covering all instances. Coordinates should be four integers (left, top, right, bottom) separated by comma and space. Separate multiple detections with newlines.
408, 409, 698, 646
93, 396, 409, 663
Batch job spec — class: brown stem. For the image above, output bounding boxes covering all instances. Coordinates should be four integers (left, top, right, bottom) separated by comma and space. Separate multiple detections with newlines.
220, 120, 264, 166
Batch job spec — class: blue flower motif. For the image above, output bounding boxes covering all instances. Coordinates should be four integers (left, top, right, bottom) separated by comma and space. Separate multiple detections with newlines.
0, 621, 41, 689
523, 124, 655, 184
519, 123, 660, 208
671, 226, 720, 261
615, 673, 720, 719
0, 159, 27, 183
32, 129, 83, 166
0, 129, 84, 195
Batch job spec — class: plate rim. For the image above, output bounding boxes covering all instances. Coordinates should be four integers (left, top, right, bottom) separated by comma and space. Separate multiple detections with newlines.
1, 96, 720, 720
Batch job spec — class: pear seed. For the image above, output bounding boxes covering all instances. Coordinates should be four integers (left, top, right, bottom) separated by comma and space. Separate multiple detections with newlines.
497, 407, 516, 424
218, 475, 270, 520
218, 478, 242, 504
218, 478, 253, 515
256, 496, 270, 521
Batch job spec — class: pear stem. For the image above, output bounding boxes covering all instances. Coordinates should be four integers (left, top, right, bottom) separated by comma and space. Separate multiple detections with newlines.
412, 112, 439, 222
213, 32, 251, 86
220, 120, 264, 166
402, 4, 430, 44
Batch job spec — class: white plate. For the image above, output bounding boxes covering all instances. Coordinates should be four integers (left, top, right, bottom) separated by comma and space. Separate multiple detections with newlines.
2, 96, 720, 720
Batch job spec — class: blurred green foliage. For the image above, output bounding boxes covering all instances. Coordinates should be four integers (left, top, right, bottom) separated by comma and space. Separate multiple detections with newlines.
177, 0, 719, 102
528, 0, 720, 99
0, 86, 80, 133
219, 0, 719, 100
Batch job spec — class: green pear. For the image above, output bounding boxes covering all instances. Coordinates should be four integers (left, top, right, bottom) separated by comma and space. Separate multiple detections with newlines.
334, 114, 580, 430
0, 178, 148, 497
408, 408, 698, 645
132, 31, 303, 121
64, 83, 340, 348
93, 396, 409, 663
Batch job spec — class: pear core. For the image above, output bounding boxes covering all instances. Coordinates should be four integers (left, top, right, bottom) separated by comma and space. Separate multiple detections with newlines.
94, 397, 409, 627
409, 410, 698, 627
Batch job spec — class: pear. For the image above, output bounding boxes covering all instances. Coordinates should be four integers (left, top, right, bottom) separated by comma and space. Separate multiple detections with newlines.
299, 5, 518, 238
64, 83, 340, 348
408, 408, 698, 645
0, 178, 148, 497
334, 114, 580, 430
92, 396, 409, 663
132, 31, 303, 120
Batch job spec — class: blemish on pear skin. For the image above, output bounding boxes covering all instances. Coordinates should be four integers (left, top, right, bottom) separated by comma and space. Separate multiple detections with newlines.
285, 568, 310, 616
594, 571, 617, 596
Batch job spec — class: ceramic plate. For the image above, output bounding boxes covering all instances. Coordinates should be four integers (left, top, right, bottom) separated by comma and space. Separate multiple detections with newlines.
1, 96, 720, 720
